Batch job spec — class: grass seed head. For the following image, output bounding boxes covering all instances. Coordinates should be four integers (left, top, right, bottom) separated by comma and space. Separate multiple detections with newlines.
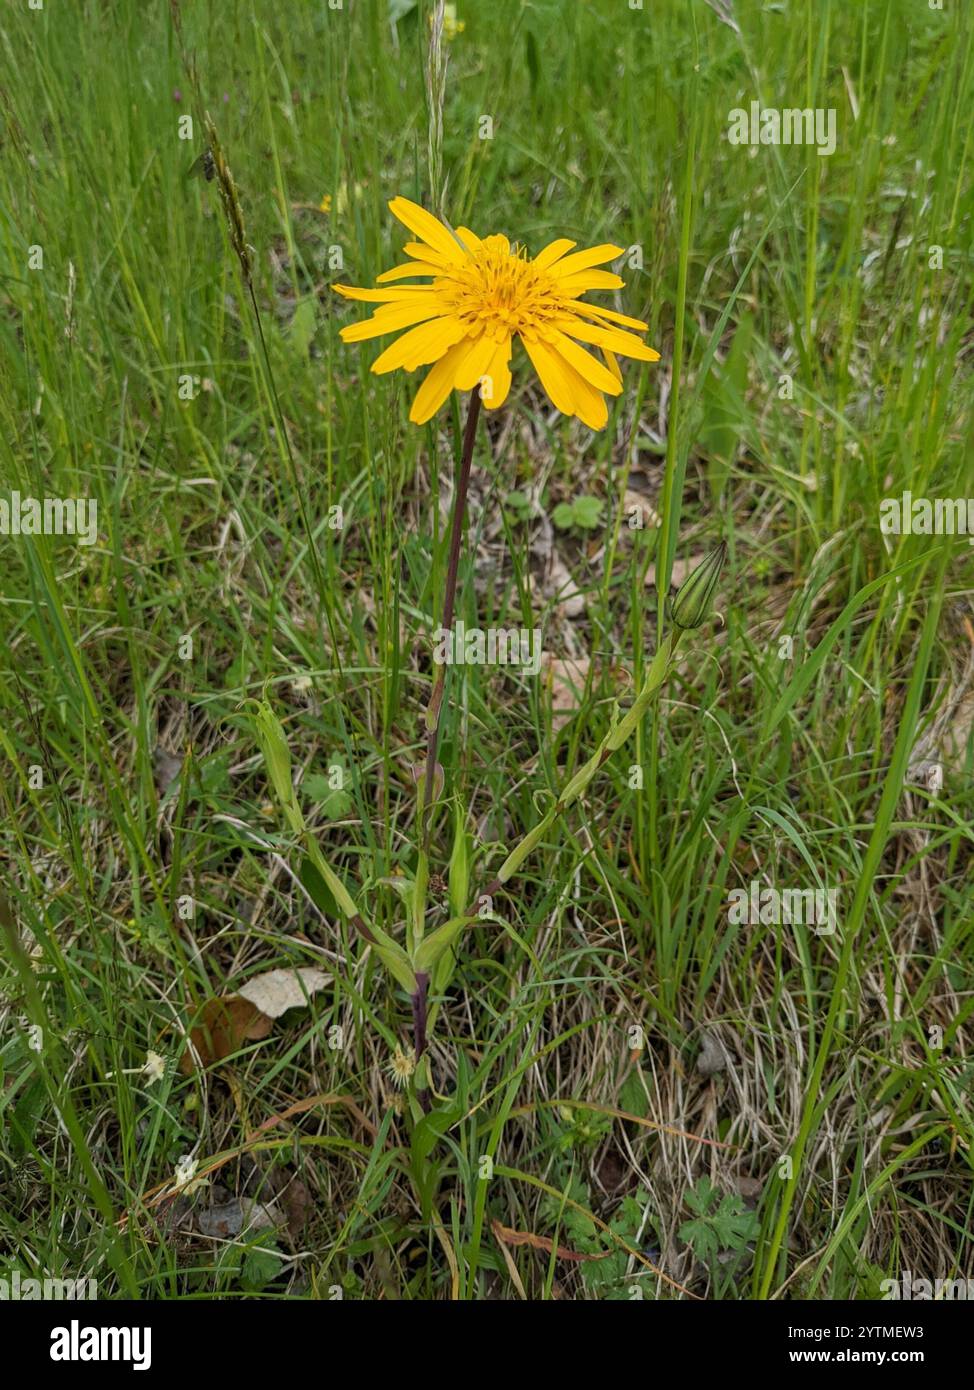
204, 113, 253, 286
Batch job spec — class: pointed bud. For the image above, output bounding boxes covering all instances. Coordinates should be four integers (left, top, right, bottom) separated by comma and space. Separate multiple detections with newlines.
252, 701, 305, 834
667, 542, 727, 630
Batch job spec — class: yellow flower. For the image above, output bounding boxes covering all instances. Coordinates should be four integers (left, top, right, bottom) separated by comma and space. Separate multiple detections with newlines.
388, 1044, 416, 1089
318, 194, 332, 214
333, 197, 659, 428
438, 4, 465, 39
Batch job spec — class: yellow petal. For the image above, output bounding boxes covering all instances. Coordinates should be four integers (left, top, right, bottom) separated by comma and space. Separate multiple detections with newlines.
334, 284, 439, 302
603, 348, 623, 385
579, 304, 650, 332
531, 238, 577, 271
571, 382, 608, 430
554, 315, 660, 362
375, 262, 444, 282
340, 297, 445, 342
552, 350, 609, 428
522, 335, 578, 415
482, 233, 511, 256
547, 244, 625, 278
558, 270, 626, 292
389, 197, 466, 263
402, 241, 455, 265
453, 334, 497, 391
455, 226, 485, 254
548, 329, 623, 395
523, 336, 609, 428
409, 340, 470, 423
371, 317, 467, 374
481, 338, 512, 410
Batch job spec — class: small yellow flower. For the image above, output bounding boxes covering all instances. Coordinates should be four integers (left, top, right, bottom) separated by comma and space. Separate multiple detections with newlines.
387, 1044, 416, 1089
318, 194, 332, 214
435, 4, 465, 40
333, 197, 659, 428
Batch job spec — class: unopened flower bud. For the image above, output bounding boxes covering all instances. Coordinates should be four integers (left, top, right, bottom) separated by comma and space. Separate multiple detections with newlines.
667, 542, 727, 630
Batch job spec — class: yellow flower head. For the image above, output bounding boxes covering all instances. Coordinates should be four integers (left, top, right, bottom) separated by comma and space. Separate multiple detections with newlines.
333, 197, 660, 428
442, 5, 465, 40
388, 1044, 416, 1090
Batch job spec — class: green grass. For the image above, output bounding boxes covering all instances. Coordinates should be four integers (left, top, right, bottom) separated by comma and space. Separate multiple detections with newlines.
1, 0, 973, 1301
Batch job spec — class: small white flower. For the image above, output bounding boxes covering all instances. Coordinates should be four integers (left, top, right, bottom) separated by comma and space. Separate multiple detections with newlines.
105, 1049, 168, 1084
173, 1155, 208, 1195
142, 1051, 166, 1085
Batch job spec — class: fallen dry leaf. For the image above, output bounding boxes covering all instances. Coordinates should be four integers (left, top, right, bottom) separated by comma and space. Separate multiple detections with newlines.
644, 552, 705, 590
734, 1174, 764, 1203
153, 746, 182, 796
237, 966, 329, 1019
696, 1031, 729, 1077
282, 1177, 311, 1240
623, 489, 661, 531
180, 996, 273, 1074
545, 552, 586, 618
540, 652, 591, 730
196, 1196, 281, 1240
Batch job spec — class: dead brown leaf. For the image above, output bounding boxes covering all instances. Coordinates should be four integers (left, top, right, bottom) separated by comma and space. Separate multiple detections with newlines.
282, 1177, 311, 1240
696, 1031, 729, 1077
180, 996, 273, 1074
623, 489, 661, 532
196, 1196, 281, 1240
644, 552, 705, 590
545, 552, 586, 617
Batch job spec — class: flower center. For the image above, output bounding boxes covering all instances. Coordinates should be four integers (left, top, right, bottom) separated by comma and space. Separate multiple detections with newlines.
440, 243, 564, 339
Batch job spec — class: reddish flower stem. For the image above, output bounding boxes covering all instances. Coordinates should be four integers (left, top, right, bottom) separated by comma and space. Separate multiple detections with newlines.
419, 389, 482, 851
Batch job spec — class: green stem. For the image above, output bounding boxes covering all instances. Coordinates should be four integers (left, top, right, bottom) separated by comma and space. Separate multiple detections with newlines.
420, 390, 482, 836
412, 389, 481, 954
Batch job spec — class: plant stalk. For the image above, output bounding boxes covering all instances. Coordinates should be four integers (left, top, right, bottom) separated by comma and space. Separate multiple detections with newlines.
412, 389, 481, 1111
419, 388, 482, 848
